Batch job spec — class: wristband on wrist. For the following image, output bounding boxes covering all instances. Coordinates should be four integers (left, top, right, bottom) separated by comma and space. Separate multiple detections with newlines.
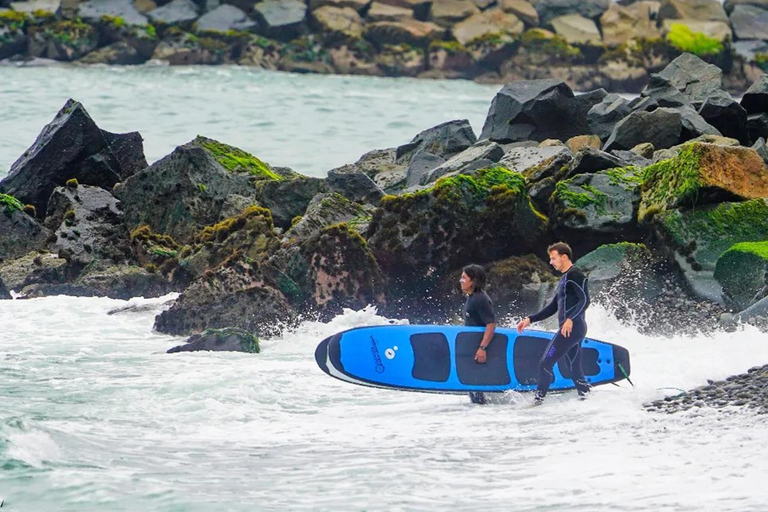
479, 345, 488, 351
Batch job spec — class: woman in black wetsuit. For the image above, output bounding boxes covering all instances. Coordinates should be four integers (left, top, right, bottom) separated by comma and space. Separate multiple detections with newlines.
459, 264, 497, 405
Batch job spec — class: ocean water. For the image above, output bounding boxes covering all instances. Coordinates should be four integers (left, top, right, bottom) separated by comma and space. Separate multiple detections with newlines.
2, 66, 768, 511
0, 64, 498, 179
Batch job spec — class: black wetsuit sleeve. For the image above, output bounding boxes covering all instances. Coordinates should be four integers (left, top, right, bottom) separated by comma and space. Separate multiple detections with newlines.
564, 268, 589, 320
529, 295, 557, 323
474, 294, 496, 325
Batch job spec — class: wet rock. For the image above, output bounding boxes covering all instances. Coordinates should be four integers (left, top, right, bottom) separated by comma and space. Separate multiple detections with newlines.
420, 140, 505, 185
698, 92, 749, 144
753, 137, 768, 165
167, 327, 260, 353
27, 19, 99, 61
326, 167, 384, 204
481, 80, 606, 143
604, 107, 720, 152
196, 4, 257, 31
747, 113, 768, 146
115, 136, 266, 244
252, 176, 328, 230
253, 0, 307, 39
0, 99, 146, 216
0, 277, 9, 299
741, 74, 768, 115
151, 29, 232, 65
334, 148, 407, 193
560, 146, 627, 180
587, 93, 631, 142
287, 193, 370, 240
0, 194, 49, 263
78, 41, 145, 65
0, 251, 68, 293
398, 119, 477, 162
656, 52, 724, 106
0, 16, 27, 61
45, 184, 132, 266
715, 241, 768, 310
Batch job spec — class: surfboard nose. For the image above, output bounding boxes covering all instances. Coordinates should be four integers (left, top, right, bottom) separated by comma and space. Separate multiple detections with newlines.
315, 337, 331, 374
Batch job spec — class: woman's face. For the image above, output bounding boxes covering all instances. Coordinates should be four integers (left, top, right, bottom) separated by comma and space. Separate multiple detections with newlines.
459, 272, 474, 294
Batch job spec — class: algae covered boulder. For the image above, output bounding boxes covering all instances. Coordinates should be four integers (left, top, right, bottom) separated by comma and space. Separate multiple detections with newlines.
287, 193, 371, 240
0, 193, 49, 263
576, 242, 662, 299
549, 167, 643, 252
369, 166, 548, 281
167, 327, 260, 354
116, 136, 276, 243
715, 241, 768, 310
27, 19, 98, 60
252, 176, 328, 229
654, 199, 768, 301
639, 142, 768, 221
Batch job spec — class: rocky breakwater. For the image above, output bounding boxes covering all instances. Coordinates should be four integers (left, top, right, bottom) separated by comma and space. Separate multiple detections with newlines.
2, 53, 768, 364
2, 0, 768, 91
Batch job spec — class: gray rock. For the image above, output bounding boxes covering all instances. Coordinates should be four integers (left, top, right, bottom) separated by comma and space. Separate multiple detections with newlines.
604, 106, 719, 152
147, 0, 199, 24
0, 276, 9, 299
0, 23, 26, 61
78, 0, 149, 25
753, 137, 768, 165
287, 192, 369, 240
561, 146, 628, 180
729, 5, 768, 41
735, 294, 768, 323
45, 184, 131, 266
656, 52, 724, 106
528, 0, 610, 25
741, 74, 768, 115
167, 327, 260, 353
698, 91, 749, 144
610, 150, 651, 167
196, 4, 256, 31
253, 176, 328, 230
421, 140, 505, 185
480, 80, 606, 143
641, 74, 694, 109
404, 150, 446, 188
528, 176, 556, 214
732, 40, 768, 61
253, 0, 307, 39
0, 99, 146, 217
0, 251, 67, 293
747, 113, 768, 144
587, 93, 631, 141
114, 136, 261, 244
335, 148, 407, 194
78, 41, 146, 65
397, 119, 477, 162
498, 145, 572, 181
327, 167, 385, 204
9, 0, 60, 13
0, 199, 49, 262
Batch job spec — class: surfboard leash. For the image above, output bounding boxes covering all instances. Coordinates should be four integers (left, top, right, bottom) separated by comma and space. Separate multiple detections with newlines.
618, 363, 634, 387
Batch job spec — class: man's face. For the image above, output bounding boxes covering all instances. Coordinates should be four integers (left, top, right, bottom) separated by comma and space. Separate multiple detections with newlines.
549, 251, 565, 272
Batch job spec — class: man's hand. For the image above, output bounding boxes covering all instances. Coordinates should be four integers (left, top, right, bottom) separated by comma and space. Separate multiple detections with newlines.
516, 317, 531, 333
474, 348, 487, 364
561, 318, 573, 337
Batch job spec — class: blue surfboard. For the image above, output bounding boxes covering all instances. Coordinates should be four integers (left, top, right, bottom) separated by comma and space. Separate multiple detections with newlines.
315, 325, 631, 393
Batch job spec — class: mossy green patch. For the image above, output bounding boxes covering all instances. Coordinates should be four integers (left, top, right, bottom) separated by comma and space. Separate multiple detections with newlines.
196, 136, 281, 181
714, 241, 768, 309
605, 166, 643, 187
666, 23, 723, 57
639, 143, 703, 222
101, 15, 125, 28
429, 39, 468, 54
553, 179, 608, 214
0, 193, 24, 215
520, 29, 581, 59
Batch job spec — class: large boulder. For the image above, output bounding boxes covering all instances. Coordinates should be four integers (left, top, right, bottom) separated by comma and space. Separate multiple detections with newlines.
604, 107, 720, 152
326, 167, 384, 204
419, 140, 506, 185
698, 92, 749, 144
599, 2, 661, 45
147, 0, 200, 25
480, 80, 606, 143
501, 0, 539, 25
0, 194, 49, 263
748, 114, 768, 146
27, 19, 99, 61
654, 53, 724, 106
333, 148, 407, 193
639, 142, 768, 221
252, 176, 328, 229
658, 0, 728, 22
0, 251, 68, 294
364, 19, 445, 46
45, 184, 132, 266
0, 13, 27, 61
0, 99, 147, 217
155, 255, 295, 336
560, 146, 627, 180
196, 4, 257, 32
550, 167, 643, 252
430, 0, 480, 26
729, 5, 768, 41
741, 74, 768, 115
398, 119, 477, 185
452, 8, 524, 45
78, 0, 149, 25
369, 167, 548, 281
253, 0, 307, 40
167, 327, 260, 354
549, 14, 600, 44
498, 144, 573, 182
287, 193, 370, 240
29, 262, 174, 299
78, 41, 146, 65
653, 199, 768, 302
114, 136, 271, 244
527, 0, 610, 25
715, 241, 768, 310
277, 223, 385, 313
587, 93, 631, 142
310, 5, 364, 38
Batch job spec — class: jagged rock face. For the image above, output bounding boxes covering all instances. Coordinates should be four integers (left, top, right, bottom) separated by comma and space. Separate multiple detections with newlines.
167, 327, 260, 353
604, 107, 720, 152
480, 80, 607, 143
742, 74, 768, 115
0, 251, 69, 293
0, 99, 147, 217
287, 193, 371, 240
0, 194, 49, 263
115, 136, 273, 243
252, 176, 328, 230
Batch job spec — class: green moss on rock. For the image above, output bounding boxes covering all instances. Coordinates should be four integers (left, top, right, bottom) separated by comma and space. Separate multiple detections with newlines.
195, 136, 281, 181
0, 193, 24, 215
715, 241, 768, 310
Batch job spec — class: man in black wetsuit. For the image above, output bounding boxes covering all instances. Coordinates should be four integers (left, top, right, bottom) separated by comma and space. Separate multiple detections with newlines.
516, 242, 591, 405
460, 264, 496, 405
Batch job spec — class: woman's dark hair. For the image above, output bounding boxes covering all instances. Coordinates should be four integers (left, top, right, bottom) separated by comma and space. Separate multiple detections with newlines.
547, 242, 573, 260
463, 264, 487, 292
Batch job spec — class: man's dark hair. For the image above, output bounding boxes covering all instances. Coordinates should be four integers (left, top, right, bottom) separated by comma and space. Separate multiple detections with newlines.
463, 264, 487, 292
547, 242, 573, 260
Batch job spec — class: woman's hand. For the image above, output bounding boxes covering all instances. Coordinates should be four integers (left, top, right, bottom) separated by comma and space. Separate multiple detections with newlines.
516, 317, 531, 333
474, 348, 487, 364
561, 318, 573, 337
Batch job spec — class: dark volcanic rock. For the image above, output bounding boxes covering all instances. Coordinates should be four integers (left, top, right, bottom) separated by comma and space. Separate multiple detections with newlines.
286, 193, 370, 240
480, 80, 606, 143
397, 119, 477, 162
326, 167, 384, 204
604, 107, 720, 152
0, 100, 147, 217
253, 176, 328, 229
0, 276, 9, 299
698, 91, 749, 145
747, 113, 768, 145
167, 327, 260, 353
253, 0, 307, 40
421, 140, 506, 185
0, 195, 49, 263
587, 93, 631, 141
741, 74, 768, 115
655, 52, 724, 106
561, 146, 628, 180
